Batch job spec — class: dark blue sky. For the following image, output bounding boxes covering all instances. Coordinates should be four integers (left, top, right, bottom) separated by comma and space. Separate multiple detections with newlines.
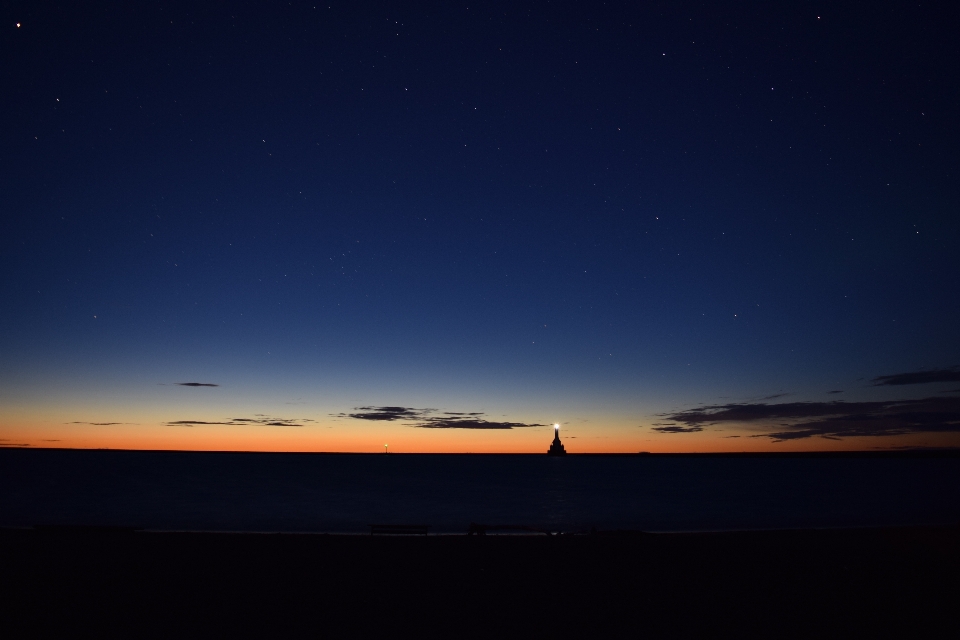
2, 1, 959, 452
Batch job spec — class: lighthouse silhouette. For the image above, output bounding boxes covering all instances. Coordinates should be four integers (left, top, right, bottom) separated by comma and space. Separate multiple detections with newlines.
547, 423, 567, 456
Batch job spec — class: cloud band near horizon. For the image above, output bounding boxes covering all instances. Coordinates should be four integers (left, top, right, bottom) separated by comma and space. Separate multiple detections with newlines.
339, 406, 545, 429
656, 396, 960, 441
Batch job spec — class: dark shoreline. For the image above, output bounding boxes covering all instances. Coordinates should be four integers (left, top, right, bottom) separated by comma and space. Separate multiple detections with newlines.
2, 525, 958, 637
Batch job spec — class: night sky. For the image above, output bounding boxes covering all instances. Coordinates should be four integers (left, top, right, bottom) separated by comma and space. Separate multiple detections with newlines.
2, 1, 959, 452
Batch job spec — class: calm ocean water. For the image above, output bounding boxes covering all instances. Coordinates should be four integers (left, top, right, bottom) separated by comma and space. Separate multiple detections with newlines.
2, 449, 959, 533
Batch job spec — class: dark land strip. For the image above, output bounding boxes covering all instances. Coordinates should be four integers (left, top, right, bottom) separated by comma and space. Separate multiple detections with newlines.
1, 526, 958, 638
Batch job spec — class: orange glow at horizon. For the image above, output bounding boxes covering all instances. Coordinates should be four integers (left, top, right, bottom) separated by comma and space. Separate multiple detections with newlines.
3, 418, 958, 454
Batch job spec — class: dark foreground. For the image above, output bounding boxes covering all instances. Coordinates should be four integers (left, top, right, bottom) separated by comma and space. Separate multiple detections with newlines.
2, 526, 958, 638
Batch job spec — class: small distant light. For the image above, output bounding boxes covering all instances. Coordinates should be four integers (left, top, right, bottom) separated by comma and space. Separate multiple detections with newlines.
16, 22, 21, 27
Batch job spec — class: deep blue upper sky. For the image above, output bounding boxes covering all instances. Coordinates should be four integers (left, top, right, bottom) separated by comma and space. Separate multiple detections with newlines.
2, 1, 959, 451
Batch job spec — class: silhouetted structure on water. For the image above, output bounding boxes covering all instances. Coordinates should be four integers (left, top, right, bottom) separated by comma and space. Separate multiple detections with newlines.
547, 424, 566, 456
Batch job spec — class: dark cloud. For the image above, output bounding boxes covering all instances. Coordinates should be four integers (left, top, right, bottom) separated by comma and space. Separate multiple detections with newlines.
68, 421, 128, 426
658, 397, 960, 441
661, 401, 861, 425
413, 417, 545, 430
177, 382, 219, 387
827, 390, 844, 394
167, 416, 312, 427
340, 406, 431, 421
339, 406, 543, 429
871, 368, 960, 386
762, 393, 789, 400
651, 425, 704, 434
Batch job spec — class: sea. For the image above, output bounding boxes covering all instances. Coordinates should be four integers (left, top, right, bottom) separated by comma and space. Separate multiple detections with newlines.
2, 448, 959, 533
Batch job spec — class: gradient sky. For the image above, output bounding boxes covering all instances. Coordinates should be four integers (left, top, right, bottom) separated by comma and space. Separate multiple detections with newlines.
2, 1, 959, 452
